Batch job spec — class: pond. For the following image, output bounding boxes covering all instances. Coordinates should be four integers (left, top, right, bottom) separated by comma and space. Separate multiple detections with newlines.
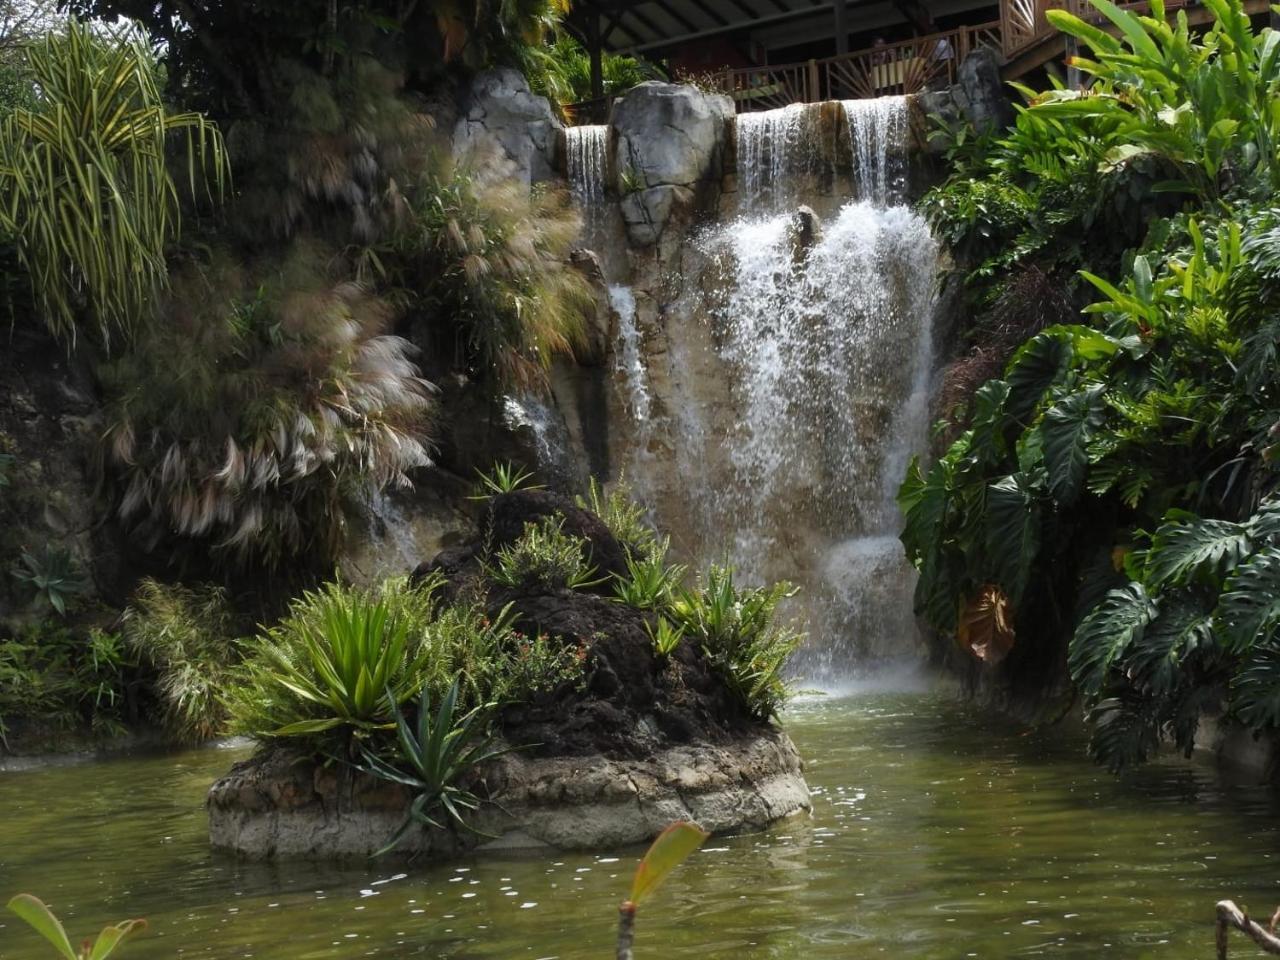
2, 684, 1279, 959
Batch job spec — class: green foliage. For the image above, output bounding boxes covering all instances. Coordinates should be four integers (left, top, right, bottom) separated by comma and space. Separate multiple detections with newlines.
472, 461, 543, 499
668, 566, 802, 720
614, 543, 686, 611
524, 30, 661, 108
122, 579, 240, 741
904, 0, 1280, 768
0, 623, 133, 747
98, 248, 433, 570
230, 580, 438, 739
489, 514, 601, 592
228, 577, 583, 749
356, 679, 514, 855
7, 894, 145, 960
0, 19, 226, 347
9, 545, 86, 615
381, 158, 591, 390
646, 617, 685, 659
1043, 0, 1280, 197
577, 477, 659, 562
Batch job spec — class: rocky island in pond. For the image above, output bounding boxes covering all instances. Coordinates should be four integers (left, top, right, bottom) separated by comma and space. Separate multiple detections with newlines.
208, 486, 811, 861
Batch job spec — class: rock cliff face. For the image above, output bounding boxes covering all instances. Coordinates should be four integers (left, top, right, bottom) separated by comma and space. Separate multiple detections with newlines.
610, 82, 735, 248
452, 68, 563, 185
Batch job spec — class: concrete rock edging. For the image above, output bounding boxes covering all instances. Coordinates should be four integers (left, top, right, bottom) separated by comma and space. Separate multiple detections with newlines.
207, 729, 811, 860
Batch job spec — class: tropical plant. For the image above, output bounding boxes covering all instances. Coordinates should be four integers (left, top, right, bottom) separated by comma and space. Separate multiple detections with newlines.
488, 514, 601, 592
577, 477, 659, 561
614, 546, 686, 610
616, 821, 709, 960
355, 679, 515, 855
669, 566, 802, 720
6, 894, 144, 960
1040, 0, 1280, 198
229, 580, 439, 740
98, 248, 434, 569
9, 545, 86, 615
646, 617, 685, 659
901, 195, 1280, 765
229, 579, 584, 747
0, 19, 226, 347
471, 461, 543, 500
122, 579, 240, 741
524, 30, 661, 109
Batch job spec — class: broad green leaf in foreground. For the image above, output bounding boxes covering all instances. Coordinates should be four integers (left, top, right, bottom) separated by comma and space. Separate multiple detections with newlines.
628, 821, 710, 905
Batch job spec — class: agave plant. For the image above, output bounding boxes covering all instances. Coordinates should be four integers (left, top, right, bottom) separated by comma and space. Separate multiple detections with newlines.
7, 894, 145, 959
0, 18, 226, 347
488, 515, 602, 592
10, 545, 87, 615
238, 583, 435, 738
646, 617, 686, 659
356, 679, 515, 856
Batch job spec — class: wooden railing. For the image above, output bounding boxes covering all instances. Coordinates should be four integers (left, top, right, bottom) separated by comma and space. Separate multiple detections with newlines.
710, 22, 1003, 112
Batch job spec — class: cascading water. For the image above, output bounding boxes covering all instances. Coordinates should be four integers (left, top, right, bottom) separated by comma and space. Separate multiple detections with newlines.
608, 284, 652, 428
566, 125, 608, 207
696, 96, 937, 673
842, 97, 909, 204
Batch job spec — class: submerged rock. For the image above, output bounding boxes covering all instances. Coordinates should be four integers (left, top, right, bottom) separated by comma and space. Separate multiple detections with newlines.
207, 730, 810, 860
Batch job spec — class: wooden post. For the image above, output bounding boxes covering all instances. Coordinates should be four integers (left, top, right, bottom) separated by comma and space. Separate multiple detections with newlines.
834, 0, 849, 54
807, 58, 820, 102
589, 8, 604, 102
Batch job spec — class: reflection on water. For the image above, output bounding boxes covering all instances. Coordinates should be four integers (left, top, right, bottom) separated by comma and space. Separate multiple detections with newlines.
2, 690, 1279, 958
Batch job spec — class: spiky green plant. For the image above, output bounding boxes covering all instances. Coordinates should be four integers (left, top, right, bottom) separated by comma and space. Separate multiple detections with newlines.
669, 566, 801, 720
9, 545, 86, 615
471, 461, 543, 500
646, 617, 685, 659
356, 679, 515, 855
614, 546, 686, 610
577, 477, 660, 562
230, 581, 439, 739
0, 19, 226, 347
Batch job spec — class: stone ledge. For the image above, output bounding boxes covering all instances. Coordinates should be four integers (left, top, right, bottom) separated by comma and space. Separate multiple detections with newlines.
207, 729, 811, 861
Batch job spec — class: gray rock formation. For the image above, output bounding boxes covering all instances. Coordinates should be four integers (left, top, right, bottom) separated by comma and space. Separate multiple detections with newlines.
917, 48, 1013, 145
207, 730, 811, 860
611, 82, 734, 247
453, 68, 562, 185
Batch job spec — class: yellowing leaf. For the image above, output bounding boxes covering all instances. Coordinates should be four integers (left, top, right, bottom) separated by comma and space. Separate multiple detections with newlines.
628, 821, 709, 905
89, 920, 148, 960
957, 585, 1015, 665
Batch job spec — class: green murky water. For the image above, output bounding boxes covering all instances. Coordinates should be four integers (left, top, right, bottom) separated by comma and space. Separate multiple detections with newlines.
3, 686, 1279, 959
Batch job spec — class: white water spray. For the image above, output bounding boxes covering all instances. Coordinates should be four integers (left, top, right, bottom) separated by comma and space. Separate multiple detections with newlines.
566, 124, 609, 207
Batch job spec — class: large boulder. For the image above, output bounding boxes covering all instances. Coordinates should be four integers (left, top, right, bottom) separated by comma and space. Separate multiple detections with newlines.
610, 82, 733, 247
917, 47, 1013, 149
453, 68, 562, 185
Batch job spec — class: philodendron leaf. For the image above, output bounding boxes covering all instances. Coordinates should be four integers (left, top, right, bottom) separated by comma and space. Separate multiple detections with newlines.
89, 920, 148, 960
7, 894, 78, 960
628, 821, 709, 905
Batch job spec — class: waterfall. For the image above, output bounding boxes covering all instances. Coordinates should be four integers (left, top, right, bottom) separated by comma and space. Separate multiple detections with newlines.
608, 284, 652, 427
842, 97, 909, 205
566, 124, 609, 206
693, 95, 937, 671
735, 103, 827, 211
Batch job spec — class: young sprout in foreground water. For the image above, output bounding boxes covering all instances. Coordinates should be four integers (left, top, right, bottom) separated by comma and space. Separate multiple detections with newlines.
616, 821, 710, 960
6, 894, 145, 959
